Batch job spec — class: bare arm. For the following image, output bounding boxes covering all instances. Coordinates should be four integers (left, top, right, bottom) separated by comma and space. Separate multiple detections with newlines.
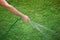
0, 0, 30, 22
0, 0, 25, 18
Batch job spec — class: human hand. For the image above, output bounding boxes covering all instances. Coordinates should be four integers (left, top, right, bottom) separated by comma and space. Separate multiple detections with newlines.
21, 15, 30, 22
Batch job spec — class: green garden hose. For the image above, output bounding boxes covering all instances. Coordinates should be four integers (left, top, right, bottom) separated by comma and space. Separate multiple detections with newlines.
0, 18, 20, 40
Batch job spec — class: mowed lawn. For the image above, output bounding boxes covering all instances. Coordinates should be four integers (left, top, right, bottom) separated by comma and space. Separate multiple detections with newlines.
0, 0, 60, 40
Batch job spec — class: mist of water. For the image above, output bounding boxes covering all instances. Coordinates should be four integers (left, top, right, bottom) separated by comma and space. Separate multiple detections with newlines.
29, 21, 59, 39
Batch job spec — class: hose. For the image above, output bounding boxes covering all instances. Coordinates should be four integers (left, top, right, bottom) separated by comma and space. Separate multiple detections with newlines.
0, 18, 20, 40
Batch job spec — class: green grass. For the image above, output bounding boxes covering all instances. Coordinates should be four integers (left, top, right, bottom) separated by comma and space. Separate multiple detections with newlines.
0, 0, 60, 40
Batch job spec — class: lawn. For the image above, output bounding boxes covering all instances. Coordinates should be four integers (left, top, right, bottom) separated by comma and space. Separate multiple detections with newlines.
0, 0, 60, 40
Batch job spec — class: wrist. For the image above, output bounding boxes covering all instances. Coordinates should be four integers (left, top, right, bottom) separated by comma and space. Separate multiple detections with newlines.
20, 14, 25, 18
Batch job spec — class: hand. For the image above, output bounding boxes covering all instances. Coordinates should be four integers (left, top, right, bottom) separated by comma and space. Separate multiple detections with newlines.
21, 15, 30, 22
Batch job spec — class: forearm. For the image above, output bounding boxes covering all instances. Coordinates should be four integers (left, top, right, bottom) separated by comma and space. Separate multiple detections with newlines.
4, 5, 24, 17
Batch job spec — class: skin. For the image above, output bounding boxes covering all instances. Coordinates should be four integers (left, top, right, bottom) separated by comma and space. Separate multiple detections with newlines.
0, 0, 30, 22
